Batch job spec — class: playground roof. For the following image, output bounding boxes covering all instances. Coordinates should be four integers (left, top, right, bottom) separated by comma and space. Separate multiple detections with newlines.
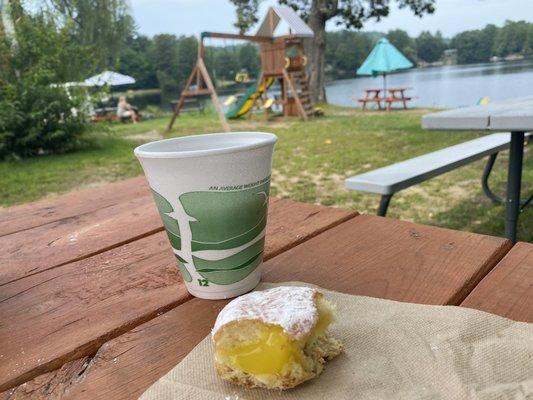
256, 7, 314, 38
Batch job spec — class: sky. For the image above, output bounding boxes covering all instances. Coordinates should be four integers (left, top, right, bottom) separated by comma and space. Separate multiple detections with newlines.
129, 0, 532, 39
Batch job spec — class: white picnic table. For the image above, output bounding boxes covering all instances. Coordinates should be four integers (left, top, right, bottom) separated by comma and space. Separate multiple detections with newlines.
422, 96, 533, 242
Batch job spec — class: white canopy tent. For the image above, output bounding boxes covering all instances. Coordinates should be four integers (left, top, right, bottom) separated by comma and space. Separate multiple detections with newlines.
84, 71, 135, 87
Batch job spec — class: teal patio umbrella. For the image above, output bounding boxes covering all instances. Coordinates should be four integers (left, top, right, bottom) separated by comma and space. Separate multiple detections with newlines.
356, 38, 413, 94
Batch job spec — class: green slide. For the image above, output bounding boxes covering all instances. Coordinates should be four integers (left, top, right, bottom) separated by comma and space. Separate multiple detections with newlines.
225, 78, 274, 119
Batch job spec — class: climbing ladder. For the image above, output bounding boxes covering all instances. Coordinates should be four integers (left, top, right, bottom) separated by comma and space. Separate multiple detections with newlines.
281, 69, 314, 121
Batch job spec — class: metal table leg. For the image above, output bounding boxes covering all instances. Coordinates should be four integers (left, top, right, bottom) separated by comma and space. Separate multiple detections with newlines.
505, 131, 525, 242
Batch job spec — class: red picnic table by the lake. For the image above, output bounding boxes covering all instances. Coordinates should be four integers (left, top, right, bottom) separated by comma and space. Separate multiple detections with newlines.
358, 86, 413, 110
1, 176, 532, 399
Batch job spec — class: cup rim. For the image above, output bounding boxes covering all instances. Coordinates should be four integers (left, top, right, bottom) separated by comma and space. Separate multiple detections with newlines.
134, 131, 277, 159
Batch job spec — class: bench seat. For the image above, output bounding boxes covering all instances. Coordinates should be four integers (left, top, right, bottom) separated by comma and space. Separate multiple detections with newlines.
170, 98, 205, 114
386, 96, 412, 102
345, 133, 512, 215
358, 98, 384, 103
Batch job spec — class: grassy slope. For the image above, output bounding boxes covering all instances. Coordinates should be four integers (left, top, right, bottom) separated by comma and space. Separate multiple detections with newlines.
1, 106, 531, 241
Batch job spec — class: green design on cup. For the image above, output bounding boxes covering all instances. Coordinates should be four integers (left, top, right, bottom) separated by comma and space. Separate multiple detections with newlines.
151, 189, 181, 250
179, 180, 270, 252
175, 255, 192, 282
193, 238, 264, 285
151, 178, 270, 287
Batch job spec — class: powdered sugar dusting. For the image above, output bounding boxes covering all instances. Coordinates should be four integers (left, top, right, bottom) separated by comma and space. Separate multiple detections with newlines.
212, 286, 318, 340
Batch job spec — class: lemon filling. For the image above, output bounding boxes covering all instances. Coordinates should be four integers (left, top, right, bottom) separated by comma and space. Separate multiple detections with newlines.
218, 325, 300, 375
215, 297, 334, 376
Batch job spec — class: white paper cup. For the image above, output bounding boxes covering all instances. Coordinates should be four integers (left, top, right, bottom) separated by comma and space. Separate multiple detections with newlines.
134, 132, 277, 299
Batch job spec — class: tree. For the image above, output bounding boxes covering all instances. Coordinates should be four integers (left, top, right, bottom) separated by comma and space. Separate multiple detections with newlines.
215, 47, 239, 81
494, 20, 530, 57
416, 31, 446, 63
176, 36, 198, 89
523, 26, 533, 56
325, 30, 374, 78
151, 34, 179, 101
118, 34, 158, 89
0, 1, 90, 158
451, 24, 496, 64
386, 29, 417, 62
47, 0, 134, 73
238, 43, 260, 77
230, 0, 435, 102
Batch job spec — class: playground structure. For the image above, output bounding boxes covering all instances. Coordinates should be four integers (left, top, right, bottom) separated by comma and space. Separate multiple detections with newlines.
167, 7, 315, 132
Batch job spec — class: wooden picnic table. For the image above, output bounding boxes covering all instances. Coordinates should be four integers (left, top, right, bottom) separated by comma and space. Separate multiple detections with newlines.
385, 86, 412, 110
358, 88, 384, 110
358, 87, 412, 110
1, 177, 532, 399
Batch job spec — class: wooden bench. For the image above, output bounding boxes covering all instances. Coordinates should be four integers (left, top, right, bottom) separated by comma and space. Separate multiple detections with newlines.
3, 175, 533, 398
91, 107, 143, 123
358, 88, 384, 110
385, 96, 412, 110
358, 97, 385, 110
345, 133, 514, 216
170, 97, 205, 114
384, 87, 412, 110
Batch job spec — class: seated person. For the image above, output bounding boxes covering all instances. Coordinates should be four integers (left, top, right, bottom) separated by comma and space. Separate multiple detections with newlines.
117, 96, 139, 123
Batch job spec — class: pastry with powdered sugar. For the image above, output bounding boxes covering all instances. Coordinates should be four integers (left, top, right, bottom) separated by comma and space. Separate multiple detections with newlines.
212, 286, 343, 389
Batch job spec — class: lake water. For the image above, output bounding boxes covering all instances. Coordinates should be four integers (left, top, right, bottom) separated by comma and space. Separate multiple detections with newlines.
326, 59, 533, 109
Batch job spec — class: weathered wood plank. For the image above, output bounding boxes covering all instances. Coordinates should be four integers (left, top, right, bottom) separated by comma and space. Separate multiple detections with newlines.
0, 200, 355, 392
263, 215, 512, 305
0, 194, 161, 285
0, 177, 149, 237
0, 357, 91, 400
2, 198, 280, 287
461, 242, 533, 323
0, 232, 180, 392
11, 215, 511, 400
261, 198, 356, 260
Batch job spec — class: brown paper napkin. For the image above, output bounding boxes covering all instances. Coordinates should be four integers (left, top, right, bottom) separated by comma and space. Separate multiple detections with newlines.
140, 282, 533, 400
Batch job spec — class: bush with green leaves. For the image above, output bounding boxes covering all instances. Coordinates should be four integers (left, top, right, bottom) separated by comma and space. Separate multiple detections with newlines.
0, 2, 94, 159
0, 74, 89, 159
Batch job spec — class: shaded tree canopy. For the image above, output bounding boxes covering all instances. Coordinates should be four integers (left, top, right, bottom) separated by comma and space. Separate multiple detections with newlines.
118, 34, 158, 89
47, 0, 134, 72
386, 29, 416, 62
0, 0, 92, 158
494, 20, 533, 57
416, 31, 446, 63
451, 25, 496, 64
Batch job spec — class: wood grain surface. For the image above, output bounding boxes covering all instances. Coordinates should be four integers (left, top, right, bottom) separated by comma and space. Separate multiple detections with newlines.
461, 241, 533, 323
7, 215, 513, 400
0, 194, 161, 285
263, 215, 512, 305
0, 177, 149, 237
0, 199, 355, 393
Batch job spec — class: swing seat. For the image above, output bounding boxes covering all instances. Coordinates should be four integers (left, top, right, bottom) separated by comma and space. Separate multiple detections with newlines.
224, 96, 237, 106
262, 98, 274, 109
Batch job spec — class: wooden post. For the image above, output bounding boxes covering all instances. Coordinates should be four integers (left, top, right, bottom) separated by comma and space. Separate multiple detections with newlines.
197, 58, 230, 132
196, 40, 202, 90
168, 36, 230, 133
283, 69, 308, 121
167, 65, 200, 131
281, 76, 288, 118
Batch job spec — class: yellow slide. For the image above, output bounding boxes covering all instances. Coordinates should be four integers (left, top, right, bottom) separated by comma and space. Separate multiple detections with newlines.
226, 78, 275, 119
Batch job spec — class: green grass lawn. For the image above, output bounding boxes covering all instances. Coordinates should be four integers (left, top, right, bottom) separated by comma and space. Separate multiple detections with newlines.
1, 105, 531, 241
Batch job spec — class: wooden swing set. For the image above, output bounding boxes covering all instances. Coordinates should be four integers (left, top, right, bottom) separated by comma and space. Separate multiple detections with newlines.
167, 6, 315, 132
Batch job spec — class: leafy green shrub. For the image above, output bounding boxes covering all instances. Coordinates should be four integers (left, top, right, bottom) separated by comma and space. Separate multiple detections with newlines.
0, 3, 92, 160
0, 74, 90, 159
